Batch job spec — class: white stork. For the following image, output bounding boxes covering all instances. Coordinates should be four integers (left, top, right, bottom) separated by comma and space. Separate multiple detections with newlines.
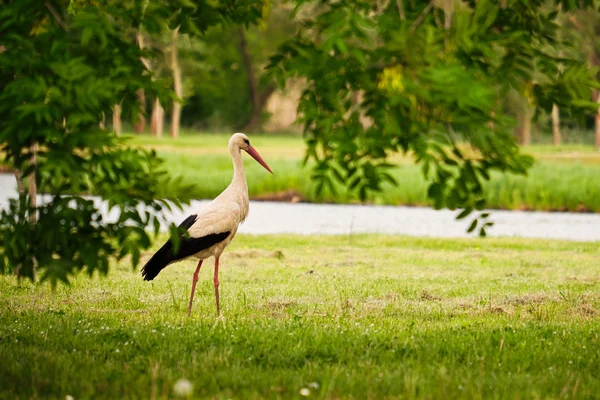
141, 133, 272, 316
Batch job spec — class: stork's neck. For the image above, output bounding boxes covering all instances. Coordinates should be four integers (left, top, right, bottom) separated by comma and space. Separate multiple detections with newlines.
230, 146, 247, 189
226, 141, 250, 223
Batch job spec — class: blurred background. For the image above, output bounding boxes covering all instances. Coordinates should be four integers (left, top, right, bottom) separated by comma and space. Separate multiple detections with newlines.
109, 2, 600, 145
1, 0, 600, 283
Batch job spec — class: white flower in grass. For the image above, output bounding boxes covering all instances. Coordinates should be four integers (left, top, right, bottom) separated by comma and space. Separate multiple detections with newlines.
65, 396, 74, 400
173, 378, 193, 397
299, 388, 310, 396
308, 382, 319, 389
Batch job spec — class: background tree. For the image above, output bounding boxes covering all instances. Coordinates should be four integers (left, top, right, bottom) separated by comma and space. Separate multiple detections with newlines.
551, 103, 561, 145
597, 89, 600, 148
0, 0, 264, 284
178, 2, 297, 131
112, 104, 123, 135
561, 8, 600, 147
236, 26, 269, 132
269, 0, 599, 234
170, 27, 183, 138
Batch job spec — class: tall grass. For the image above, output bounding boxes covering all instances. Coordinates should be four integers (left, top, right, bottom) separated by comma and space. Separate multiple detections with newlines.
532, 127, 598, 145
4, 133, 598, 212
158, 151, 600, 212
157, 153, 311, 199
485, 163, 600, 212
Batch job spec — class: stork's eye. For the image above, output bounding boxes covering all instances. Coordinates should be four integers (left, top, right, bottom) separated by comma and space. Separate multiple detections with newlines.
243, 139, 250, 145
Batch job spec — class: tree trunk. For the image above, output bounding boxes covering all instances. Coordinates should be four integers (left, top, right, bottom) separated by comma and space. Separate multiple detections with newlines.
134, 32, 147, 133
444, 0, 453, 30
595, 89, 600, 149
150, 98, 164, 137
551, 104, 560, 146
518, 104, 531, 146
488, 111, 495, 130
29, 142, 38, 225
113, 104, 122, 136
396, 0, 405, 20
588, 51, 600, 149
133, 89, 146, 133
14, 170, 25, 196
170, 27, 182, 139
237, 27, 266, 132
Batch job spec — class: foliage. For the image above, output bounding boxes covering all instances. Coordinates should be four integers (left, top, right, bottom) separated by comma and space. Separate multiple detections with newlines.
1, 234, 600, 398
0, 0, 263, 284
268, 0, 600, 235
561, 5, 600, 65
178, 2, 298, 130
178, 27, 256, 128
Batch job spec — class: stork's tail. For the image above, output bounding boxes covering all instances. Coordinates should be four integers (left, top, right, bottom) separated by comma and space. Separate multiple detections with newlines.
141, 231, 231, 281
141, 241, 174, 281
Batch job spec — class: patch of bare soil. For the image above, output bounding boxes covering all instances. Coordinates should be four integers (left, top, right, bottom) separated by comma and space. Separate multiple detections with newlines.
266, 298, 297, 310
251, 189, 303, 203
227, 250, 285, 259
504, 293, 550, 306
419, 290, 442, 301
577, 303, 597, 317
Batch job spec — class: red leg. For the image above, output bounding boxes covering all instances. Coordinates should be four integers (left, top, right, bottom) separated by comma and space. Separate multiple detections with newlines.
213, 256, 221, 316
187, 260, 203, 317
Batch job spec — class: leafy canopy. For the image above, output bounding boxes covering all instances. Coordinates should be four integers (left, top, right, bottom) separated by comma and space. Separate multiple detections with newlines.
0, 0, 263, 284
269, 0, 600, 235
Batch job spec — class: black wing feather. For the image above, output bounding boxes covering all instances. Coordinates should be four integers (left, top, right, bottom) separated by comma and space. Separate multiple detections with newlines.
141, 214, 230, 281
178, 214, 198, 230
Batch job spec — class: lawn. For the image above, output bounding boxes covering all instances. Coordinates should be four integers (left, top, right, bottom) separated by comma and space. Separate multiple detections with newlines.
132, 133, 600, 212
1, 234, 599, 399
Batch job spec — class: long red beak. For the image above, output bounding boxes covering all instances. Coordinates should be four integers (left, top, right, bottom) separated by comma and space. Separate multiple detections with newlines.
246, 145, 273, 174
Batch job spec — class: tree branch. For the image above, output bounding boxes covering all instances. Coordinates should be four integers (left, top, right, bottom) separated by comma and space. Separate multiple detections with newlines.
396, 0, 405, 21
445, 123, 463, 159
567, 15, 582, 31
44, 1, 69, 32
29, 142, 38, 225
409, 1, 433, 34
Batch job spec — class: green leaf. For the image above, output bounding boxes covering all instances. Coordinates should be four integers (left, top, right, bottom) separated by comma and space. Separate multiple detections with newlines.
467, 219, 478, 233
475, 198, 486, 210
457, 208, 473, 220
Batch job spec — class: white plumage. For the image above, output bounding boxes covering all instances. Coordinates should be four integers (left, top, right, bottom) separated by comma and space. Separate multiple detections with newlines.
141, 133, 272, 316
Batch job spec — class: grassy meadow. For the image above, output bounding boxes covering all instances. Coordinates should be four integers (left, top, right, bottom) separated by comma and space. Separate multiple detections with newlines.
1, 132, 599, 399
1, 234, 599, 399
133, 133, 600, 213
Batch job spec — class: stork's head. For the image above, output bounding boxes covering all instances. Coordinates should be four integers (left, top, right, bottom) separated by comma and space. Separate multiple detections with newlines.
230, 132, 273, 174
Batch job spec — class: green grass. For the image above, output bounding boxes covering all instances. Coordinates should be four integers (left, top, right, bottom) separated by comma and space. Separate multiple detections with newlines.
132, 131, 305, 158
3, 132, 600, 211
1, 234, 599, 399
142, 133, 600, 212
